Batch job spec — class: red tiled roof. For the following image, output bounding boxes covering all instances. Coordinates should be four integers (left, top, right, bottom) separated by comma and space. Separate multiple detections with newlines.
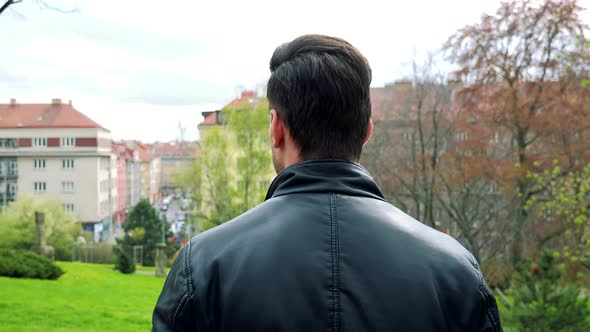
138, 149, 152, 162
0, 101, 109, 131
199, 90, 261, 127
152, 141, 199, 159
226, 90, 257, 109
200, 111, 218, 125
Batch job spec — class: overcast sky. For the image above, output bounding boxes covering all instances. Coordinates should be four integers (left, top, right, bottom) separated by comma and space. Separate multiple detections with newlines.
1, 0, 589, 142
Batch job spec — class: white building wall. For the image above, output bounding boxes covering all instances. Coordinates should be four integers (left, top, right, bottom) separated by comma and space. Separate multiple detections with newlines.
2, 126, 114, 224
17, 156, 100, 222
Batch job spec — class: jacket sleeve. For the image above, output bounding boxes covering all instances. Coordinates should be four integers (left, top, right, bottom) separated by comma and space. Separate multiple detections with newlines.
152, 242, 197, 332
475, 266, 503, 332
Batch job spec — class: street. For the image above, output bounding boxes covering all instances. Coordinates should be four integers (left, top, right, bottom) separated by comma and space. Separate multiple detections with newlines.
156, 196, 187, 236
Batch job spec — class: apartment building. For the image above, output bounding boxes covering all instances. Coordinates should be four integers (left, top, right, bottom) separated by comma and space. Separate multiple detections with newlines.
122, 140, 142, 208
0, 99, 117, 240
198, 90, 275, 220
152, 141, 199, 194
112, 141, 136, 237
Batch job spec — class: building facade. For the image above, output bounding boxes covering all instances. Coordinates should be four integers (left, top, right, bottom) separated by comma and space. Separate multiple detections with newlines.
0, 99, 117, 240
152, 141, 199, 195
112, 141, 135, 237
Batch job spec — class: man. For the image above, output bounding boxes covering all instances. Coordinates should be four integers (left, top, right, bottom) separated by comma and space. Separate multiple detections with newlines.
153, 34, 502, 331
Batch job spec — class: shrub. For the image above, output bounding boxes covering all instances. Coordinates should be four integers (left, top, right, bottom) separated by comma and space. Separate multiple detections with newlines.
113, 245, 135, 274
0, 195, 80, 261
0, 249, 64, 280
92, 243, 115, 264
502, 250, 590, 332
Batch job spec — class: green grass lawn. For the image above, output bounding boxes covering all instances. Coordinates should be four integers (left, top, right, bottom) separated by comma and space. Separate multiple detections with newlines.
0, 262, 166, 332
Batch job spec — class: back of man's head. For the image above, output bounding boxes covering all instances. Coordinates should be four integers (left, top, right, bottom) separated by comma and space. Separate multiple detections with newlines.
267, 34, 372, 161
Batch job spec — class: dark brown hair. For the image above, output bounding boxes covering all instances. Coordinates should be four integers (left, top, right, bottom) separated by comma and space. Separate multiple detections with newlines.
267, 34, 372, 160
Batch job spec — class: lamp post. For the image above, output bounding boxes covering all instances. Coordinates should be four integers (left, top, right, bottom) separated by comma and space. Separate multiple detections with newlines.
155, 212, 167, 278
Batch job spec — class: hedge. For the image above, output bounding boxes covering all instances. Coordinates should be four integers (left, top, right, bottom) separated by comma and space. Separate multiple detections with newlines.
0, 249, 64, 280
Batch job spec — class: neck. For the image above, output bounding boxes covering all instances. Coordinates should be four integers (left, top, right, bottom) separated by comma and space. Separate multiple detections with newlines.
281, 139, 303, 169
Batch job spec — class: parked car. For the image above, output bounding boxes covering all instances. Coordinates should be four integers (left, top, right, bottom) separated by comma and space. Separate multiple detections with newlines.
160, 204, 168, 212
181, 199, 191, 211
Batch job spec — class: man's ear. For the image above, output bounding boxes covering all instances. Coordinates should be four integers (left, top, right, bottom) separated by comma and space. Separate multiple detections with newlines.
270, 109, 285, 149
363, 118, 373, 146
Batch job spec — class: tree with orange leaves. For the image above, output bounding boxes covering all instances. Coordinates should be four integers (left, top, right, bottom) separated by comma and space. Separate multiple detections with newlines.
444, 0, 590, 263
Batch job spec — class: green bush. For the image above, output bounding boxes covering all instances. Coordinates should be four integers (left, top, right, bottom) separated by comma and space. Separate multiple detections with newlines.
92, 243, 115, 264
0, 195, 81, 261
502, 250, 590, 332
113, 246, 135, 274
0, 249, 64, 280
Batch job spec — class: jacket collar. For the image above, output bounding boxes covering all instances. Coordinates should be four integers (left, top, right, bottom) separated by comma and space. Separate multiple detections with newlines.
265, 159, 386, 201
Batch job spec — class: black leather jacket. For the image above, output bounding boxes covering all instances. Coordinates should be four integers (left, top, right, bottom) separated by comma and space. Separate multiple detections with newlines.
153, 160, 502, 331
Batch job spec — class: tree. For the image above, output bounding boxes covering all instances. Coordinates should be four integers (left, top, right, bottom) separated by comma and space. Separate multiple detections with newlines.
362, 61, 511, 280
526, 162, 590, 279
113, 245, 135, 274
0, 194, 80, 260
0, 0, 78, 16
179, 102, 273, 232
362, 58, 453, 229
444, 0, 590, 263
117, 199, 173, 266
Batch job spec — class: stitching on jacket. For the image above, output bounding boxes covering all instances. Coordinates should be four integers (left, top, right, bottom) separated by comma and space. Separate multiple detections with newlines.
329, 194, 341, 332
475, 267, 500, 331
170, 241, 194, 330
185, 240, 194, 297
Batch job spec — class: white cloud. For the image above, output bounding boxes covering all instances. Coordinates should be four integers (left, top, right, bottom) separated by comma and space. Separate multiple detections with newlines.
2, 0, 589, 141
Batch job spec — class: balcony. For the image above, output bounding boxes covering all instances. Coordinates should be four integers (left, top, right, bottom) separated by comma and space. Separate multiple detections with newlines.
0, 169, 18, 177
0, 139, 18, 149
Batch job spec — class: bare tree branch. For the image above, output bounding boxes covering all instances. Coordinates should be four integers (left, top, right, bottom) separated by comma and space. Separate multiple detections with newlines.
1, 0, 78, 17
0, 0, 23, 16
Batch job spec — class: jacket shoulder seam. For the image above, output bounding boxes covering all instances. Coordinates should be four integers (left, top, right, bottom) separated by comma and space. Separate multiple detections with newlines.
329, 194, 341, 332
184, 240, 194, 297
170, 241, 195, 330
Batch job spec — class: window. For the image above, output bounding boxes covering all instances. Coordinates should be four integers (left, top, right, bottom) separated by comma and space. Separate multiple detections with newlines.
544, 208, 554, 221
455, 131, 469, 142
9, 160, 16, 175
8, 183, 17, 196
491, 132, 500, 144
34, 181, 47, 192
401, 131, 412, 141
63, 203, 75, 213
60, 137, 76, 147
34, 159, 46, 169
488, 182, 500, 194
33, 137, 47, 147
0, 160, 18, 176
62, 159, 75, 169
62, 181, 74, 193
0, 138, 17, 148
